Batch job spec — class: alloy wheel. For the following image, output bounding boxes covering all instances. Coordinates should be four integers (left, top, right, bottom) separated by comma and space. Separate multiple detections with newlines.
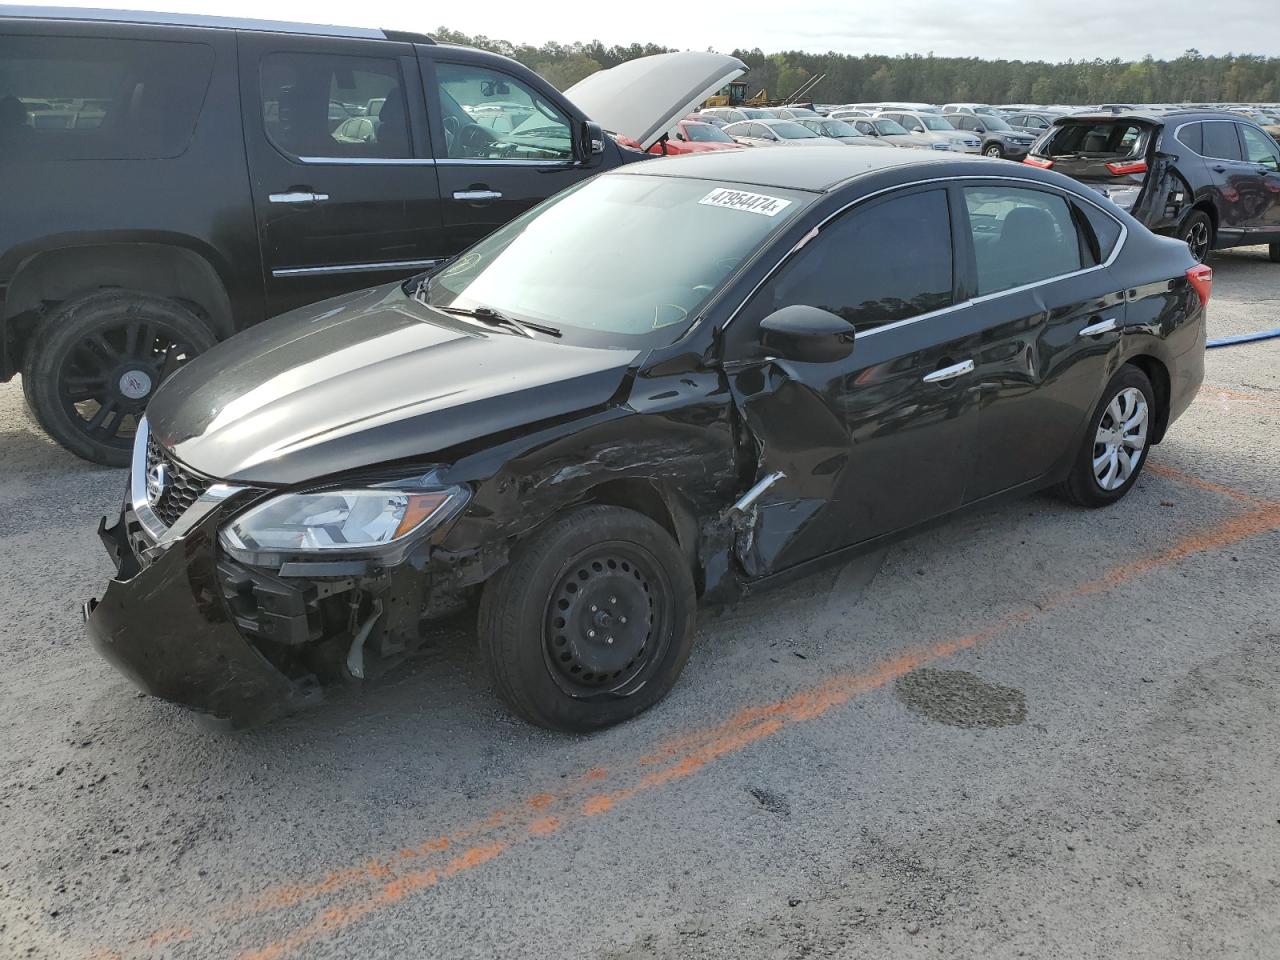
56, 320, 198, 451
1092, 386, 1149, 491
984, 145, 1003, 158
1185, 219, 1211, 262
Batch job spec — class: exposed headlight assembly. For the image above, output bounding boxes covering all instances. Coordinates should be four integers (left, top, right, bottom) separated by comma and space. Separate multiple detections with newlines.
219, 480, 468, 567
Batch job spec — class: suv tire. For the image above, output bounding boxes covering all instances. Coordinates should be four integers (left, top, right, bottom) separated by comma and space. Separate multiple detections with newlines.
477, 505, 696, 732
983, 143, 1004, 158
1177, 209, 1214, 263
22, 290, 217, 466
1270, 242, 1279, 263
1056, 365, 1155, 508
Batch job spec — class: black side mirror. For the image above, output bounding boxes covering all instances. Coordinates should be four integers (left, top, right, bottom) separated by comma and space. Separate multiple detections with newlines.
759, 305, 855, 363
575, 120, 605, 165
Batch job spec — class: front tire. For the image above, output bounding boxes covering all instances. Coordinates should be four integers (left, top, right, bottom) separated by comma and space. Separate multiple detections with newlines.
1056, 366, 1155, 508
1177, 210, 1214, 263
1269, 242, 1279, 263
21, 291, 216, 466
983, 143, 1005, 159
478, 506, 696, 732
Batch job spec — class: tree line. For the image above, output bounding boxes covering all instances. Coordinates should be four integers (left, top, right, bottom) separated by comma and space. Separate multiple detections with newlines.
433, 27, 1280, 104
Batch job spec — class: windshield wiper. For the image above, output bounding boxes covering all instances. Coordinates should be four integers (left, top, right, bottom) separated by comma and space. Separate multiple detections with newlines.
435, 304, 561, 339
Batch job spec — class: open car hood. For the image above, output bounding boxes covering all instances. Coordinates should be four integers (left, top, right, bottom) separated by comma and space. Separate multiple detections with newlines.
565, 51, 747, 151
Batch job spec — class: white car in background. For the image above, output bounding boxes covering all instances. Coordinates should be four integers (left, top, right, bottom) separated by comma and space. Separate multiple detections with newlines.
721, 118, 834, 147
847, 116, 934, 149
942, 102, 1003, 117
876, 110, 981, 152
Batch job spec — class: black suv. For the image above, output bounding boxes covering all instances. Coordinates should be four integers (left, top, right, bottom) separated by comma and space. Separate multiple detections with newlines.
1025, 110, 1280, 264
0, 8, 744, 464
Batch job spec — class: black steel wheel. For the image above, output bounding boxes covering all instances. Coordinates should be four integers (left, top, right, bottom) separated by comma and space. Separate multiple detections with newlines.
21, 291, 216, 465
1178, 210, 1213, 264
478, 505, 696, 732
1270, 242, 1279, 264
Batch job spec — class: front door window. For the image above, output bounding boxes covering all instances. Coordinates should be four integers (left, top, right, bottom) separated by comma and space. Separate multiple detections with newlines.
434, 62, 572, 161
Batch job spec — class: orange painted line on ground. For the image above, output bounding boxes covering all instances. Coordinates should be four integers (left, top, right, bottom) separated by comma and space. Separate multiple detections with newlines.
101, 464, 1280, 960
1144, 462, 1273, 508
1199, 384, 1280, 413
228, 497, 1280, 960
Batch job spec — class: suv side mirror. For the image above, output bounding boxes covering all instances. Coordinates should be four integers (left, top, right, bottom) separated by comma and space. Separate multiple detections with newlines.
575, 120, 606, 165
759, 305, 855, 363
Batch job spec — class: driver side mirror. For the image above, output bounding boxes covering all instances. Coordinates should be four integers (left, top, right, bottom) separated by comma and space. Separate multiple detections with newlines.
759, 305, 855, 364
575, 120, 605, 166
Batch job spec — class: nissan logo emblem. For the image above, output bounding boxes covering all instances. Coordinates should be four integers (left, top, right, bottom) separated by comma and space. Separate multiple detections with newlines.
146, 462, 169, 505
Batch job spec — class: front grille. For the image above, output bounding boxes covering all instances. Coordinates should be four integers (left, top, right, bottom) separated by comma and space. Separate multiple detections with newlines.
146, 435, 212, 528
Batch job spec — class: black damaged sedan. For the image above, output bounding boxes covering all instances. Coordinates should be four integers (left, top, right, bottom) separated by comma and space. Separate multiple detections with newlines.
87, 148, 1210, 731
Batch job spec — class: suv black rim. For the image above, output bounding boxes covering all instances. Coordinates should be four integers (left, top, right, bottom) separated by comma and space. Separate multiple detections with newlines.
543, 542, 672, 698
1185, 220, 1211, 262
58, 321, 198, 450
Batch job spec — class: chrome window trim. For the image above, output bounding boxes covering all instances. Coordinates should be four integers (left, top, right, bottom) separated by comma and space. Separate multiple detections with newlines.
272, 258, 440, 278
1171, 119, 1271, 164
436, 158, 575, 167
720, 173, 1128, 338
298, 156, 435, 165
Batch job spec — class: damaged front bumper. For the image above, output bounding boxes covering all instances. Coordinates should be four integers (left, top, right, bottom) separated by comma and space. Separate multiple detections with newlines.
85, 504, 321, 725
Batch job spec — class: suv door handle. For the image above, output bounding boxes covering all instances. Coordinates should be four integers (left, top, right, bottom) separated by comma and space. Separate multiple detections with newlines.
922, 359, 974, 384
269, 191, 329, 204
1211, 164, 1227, 173
453, 190, 503, 202
1078, 317, 1118, 337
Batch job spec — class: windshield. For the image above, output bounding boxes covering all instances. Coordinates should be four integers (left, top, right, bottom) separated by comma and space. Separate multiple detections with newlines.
974, 106, 1000, 116
979, 115, 1013, 131
874, 119, 909, 135
786, 108, 820, 118
772, 121, 819, 139
683, 122, 734, 143
821, 119, 859, 137
742, 108, 772, 119
920, 116, 955, 131
417, 175, 810, 348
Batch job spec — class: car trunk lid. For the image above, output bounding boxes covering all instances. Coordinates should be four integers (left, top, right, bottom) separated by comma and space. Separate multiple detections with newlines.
1027, 116, 1159, 210
565, 51, 747, 151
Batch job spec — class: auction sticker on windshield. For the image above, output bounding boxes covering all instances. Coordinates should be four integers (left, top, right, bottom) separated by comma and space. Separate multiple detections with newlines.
699, 187, 793, 216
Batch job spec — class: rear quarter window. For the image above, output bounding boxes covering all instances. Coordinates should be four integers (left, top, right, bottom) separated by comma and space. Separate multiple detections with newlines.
1174, 122, 1203, 155
0, 35, 214, 161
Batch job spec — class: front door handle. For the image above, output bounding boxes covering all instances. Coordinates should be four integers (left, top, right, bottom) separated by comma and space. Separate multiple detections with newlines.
922, 359, 974, 384
453, 189, 503, 202
1078, 317, 1118, 337
1211, 164, 1227, 173
268, 191, 329, 204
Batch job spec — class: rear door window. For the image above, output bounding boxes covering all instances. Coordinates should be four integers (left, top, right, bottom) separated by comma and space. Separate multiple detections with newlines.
260, 52, 412, 159
1175, 122, 1203, 155
963, 186, 1084, 295
1201, 121, 1242, 161
0, 35, 213, 160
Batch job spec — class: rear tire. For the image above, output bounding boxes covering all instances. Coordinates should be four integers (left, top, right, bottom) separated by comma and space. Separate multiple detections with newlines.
1056, 365, 1155, 508
1177, 210, 1214, 263
21, 291, 216, 466
477, 505, 696, 732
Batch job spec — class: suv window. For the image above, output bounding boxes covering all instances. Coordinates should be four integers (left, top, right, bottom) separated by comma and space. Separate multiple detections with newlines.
1201, 121, 1242, 161
260, 53, 411, 159
963, 186, 1084, 295
1239, 123, 1280, 170
1175, 122, 1203, 154
0, 35, 213, 161
435, 62, 572, 161
736, 189, 953, 340
1044, 121, 1145, 158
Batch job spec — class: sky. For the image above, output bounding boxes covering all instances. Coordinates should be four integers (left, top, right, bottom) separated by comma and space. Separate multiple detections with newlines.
18, 0, 1280, 62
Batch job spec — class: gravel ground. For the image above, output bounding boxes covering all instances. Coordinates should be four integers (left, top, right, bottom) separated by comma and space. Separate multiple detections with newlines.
1, 247, 1277, 960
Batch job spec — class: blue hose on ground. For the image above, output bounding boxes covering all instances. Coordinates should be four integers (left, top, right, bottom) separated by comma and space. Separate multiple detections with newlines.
1206, 328, 1280, 349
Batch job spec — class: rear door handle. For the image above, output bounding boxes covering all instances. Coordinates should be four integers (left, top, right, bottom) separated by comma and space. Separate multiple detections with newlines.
1078, 317, 1118, 337
453, 190, 503, 202
1211, 164, 1227, 173
922, 359, 974, 384
269, 191, 329, 204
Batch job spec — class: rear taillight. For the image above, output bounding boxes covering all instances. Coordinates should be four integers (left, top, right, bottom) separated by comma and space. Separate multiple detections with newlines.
1106, 159, 1148, 175
1186, 263, 1213, 306
1023, 155, 1054, 168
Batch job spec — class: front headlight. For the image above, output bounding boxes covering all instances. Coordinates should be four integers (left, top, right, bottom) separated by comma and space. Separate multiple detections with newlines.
219, 484, 468, 566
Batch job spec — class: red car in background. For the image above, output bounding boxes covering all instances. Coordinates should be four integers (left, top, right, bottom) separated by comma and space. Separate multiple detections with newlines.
616, 118, 745, 155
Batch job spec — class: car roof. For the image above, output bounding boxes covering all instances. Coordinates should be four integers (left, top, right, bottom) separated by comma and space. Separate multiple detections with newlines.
0, 5, 434, 42
613, 146, 997, 193
1061, 108, 1247, 125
